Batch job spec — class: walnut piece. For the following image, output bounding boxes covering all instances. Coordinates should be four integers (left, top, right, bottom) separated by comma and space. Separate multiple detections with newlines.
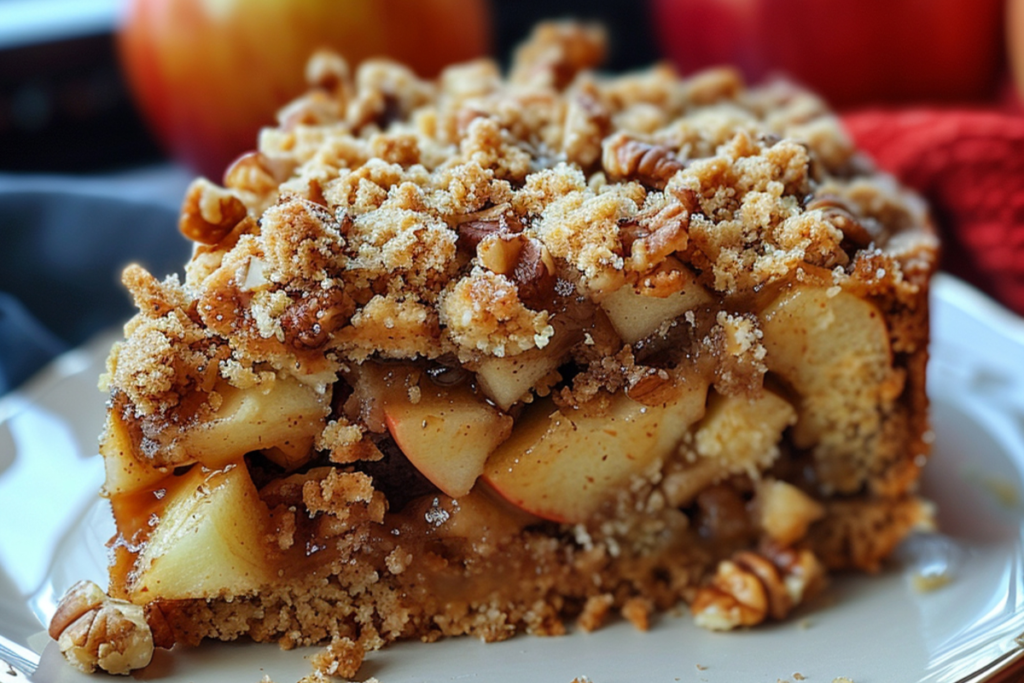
48, 581, 154, 675
691, 547, 826, 631
179, 178, 248, 245
509, 21, 607, 89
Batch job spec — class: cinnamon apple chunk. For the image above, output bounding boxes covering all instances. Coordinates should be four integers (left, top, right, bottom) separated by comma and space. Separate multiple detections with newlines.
761, 285, 900, 492
173, 375, 328, 470
128, 461, 274, 602
483, 376, 710, 524
353, 363, 513, 498
474, 348, 563, 412
101, 411, 170, 497
600, 270, 711, 345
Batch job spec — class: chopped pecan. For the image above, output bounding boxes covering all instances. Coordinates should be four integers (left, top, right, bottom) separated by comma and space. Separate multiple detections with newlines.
621, 203, 691, 269
732, 551, 791, 620
456, 214, 525, 255
475, 232, 556, 309
305, 49, 351, 95
179, 178, 248, 246
509, 22, 607, 90
49, 581, 155, 675
618, 219, 649, 256
806, 193, 876, 249
511, 237, 557, 309
476, 233, 555, 306
223, 151, 295, 196
603, 132, 685, 189
691, 558, 770, 630
280, 287, 355, 350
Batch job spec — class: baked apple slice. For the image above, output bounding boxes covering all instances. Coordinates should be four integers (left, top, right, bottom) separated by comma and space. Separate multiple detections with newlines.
483, 376, 709, 523
600, 270, 711, 344
474, 348, 563, 412
101, 411, 169, 497
356, 364, 513, 498
128, 461, 274, 602
177, 377, 328, 470
761, 285, 898, 492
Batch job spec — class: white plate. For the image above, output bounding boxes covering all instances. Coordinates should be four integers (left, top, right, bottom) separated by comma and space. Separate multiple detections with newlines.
2, 273, 1024, 683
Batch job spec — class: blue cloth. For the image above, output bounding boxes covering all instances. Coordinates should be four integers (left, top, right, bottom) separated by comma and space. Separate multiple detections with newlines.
0, 171, 192, 394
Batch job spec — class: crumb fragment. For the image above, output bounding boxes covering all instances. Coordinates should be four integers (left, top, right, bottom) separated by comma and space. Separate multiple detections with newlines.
911, 572, 952, 592
309, 636, 364, 680
621, 596, 653, 631
577, 594, 614, 632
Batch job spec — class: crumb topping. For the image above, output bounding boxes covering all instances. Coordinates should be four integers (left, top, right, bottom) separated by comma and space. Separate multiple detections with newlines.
110, 20, 934, 425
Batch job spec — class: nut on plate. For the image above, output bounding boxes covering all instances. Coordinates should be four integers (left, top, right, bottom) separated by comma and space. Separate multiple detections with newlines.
48, 580, 154, 675
691, 547, 826, 631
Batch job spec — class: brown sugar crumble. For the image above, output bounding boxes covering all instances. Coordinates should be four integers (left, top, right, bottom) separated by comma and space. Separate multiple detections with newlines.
51, 19, 938, 679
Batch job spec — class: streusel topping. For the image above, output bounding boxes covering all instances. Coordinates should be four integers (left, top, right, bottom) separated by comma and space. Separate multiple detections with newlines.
107, 22, 933, 446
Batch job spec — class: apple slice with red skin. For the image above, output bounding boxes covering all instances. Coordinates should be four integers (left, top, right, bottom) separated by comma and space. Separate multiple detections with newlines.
375, 366, 513, 499
482, 376, 710, 524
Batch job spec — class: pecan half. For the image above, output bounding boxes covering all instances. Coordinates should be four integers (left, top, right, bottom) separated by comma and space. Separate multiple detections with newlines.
49, 581, 155, 675
603, 132, 686, 189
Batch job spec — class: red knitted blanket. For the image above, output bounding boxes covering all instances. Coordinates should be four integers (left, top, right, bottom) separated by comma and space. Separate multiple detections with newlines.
843, 108, 1024, 316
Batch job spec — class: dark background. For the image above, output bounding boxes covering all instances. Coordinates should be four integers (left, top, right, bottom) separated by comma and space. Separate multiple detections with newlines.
0, 0, 658, 174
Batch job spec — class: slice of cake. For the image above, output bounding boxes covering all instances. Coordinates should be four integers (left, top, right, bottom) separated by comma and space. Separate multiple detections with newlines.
49, 22, 938, 676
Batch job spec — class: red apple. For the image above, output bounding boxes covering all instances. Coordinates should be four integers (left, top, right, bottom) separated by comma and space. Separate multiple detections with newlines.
118, 0, 491, 178
652, 0, 1005, 108
1010, 0, 1024, 101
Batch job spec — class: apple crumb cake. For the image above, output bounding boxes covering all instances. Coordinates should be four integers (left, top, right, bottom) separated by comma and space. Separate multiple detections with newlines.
50, 22, 939, 677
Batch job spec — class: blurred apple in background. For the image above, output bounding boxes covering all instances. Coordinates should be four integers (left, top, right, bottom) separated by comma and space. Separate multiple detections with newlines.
118, 0, 491, 178
1010, 0, 1024, 102
652, 0, 1006, 109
